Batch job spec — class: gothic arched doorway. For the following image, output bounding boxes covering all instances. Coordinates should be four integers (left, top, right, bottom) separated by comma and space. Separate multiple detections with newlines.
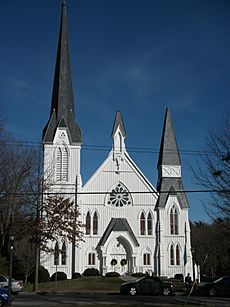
107, 236, 133, 274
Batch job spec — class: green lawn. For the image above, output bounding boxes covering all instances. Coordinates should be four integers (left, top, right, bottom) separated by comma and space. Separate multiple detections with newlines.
24, 276, 125, 293
24, 276, 186, 295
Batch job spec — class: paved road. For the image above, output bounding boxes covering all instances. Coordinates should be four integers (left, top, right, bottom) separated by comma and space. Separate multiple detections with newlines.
11, 292, 230, 306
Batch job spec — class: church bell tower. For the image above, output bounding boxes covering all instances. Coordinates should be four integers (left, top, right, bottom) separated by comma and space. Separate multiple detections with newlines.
42, 1, 82, 191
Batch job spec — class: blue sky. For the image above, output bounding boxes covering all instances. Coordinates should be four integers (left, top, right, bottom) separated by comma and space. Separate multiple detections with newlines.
0, 0, 229, 222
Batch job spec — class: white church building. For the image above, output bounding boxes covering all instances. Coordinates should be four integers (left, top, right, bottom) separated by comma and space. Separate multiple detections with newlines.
41, 2, 193, 279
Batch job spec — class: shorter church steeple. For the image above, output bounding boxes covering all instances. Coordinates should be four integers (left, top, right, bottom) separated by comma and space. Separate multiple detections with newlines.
157, 108, 189, 208
43, 2, 81, 144
157, 108, 181, 169
112, 111, 126, 153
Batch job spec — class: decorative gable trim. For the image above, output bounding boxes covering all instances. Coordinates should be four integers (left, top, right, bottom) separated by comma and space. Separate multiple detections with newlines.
98, 218, 140, 247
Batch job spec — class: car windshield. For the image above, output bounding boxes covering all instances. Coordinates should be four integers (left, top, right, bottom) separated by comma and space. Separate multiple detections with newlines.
137, 277, 146, 282
136, 276, 160, 283
214, 277, 223, 283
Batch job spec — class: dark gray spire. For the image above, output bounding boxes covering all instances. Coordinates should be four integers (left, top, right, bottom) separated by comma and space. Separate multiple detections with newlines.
112, 111, 126, 137
43, 2, 82, 144
157, 108, 181, 168
157, 108, 189, 209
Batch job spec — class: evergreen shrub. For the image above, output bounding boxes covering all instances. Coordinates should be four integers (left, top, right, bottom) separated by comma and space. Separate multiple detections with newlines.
105, 272, 120, 277
50, 271, 67, 281
28, 265, 50, 283
83, 268, 99, 276
72, 272, 82, 279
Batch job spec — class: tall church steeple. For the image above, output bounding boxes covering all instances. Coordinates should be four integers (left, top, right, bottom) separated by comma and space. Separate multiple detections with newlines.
43, 1, 81, 144
157, 108, 189, 208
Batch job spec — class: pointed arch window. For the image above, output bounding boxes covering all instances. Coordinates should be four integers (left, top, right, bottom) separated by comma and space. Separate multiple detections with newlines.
56, 148, 62, 181
170, 205, 178, 235
140, 212, 145, 235
56, 146, 69, 182
147, 212, 153, 235
176, 245, 180, 265
86, 212, 91, 235
143, 253, 150, 265
54, 242, 59, 266
62, 148, 68, 181
61, 242, 67, 265
93, 212, 98, 235
88, 253, 96, 265
170, 245, 174, 265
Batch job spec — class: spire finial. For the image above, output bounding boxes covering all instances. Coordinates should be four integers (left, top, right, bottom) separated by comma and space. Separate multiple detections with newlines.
63, 0, 67, 6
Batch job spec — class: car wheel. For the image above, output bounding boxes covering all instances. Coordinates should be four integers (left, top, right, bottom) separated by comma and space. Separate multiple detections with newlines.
0, 298, 4, 307
129, 287, 137, 296
162, 287, 171, 296
208, 287, 217, 297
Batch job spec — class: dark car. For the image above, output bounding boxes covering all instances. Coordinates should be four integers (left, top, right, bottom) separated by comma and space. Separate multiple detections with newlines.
120, 276, 175, 296
195, 276, 230, 297
0, 288, 9, 307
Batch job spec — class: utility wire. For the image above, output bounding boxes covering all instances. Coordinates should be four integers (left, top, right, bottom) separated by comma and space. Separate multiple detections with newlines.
1, 140, 218, 156
0, 189, 229, 197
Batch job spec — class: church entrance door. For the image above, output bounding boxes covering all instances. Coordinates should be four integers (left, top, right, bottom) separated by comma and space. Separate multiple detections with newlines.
107, 236, 132, 275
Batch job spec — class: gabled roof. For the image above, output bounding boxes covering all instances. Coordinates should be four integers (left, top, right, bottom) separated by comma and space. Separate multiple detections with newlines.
111, 111, 126, 138
98, 218, 139, 247
157, 108, 181, 168
156, 178, 189, 209
43, 2, 81, 144
82, 149, 158, 201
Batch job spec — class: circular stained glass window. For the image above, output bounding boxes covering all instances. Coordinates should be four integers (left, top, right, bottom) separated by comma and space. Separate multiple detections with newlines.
107, 183, 131, 207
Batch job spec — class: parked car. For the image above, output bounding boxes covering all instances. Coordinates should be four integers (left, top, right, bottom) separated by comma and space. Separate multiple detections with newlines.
0, 288, 9, 307
120, 276, 175, 296
0, 275, 23, 295
195, 276, 230, 297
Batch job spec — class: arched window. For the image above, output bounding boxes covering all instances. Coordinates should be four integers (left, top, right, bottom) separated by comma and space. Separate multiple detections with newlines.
56, 148, 62, 181
86, 212, 91, 235
143, 253, 150, 265
147, 212, 152, 235
88, 253, 95, 265
170, 205, 178, 235
62, 148, 68, 181
107, 182, 132, 207
56, 147, 68, 182
176, 245, 180, 265
61, 242, 67, 265
170, 245, 174, 265
140, 212, 145, 235
54, 242, 59, 265
93, 212, 98, 235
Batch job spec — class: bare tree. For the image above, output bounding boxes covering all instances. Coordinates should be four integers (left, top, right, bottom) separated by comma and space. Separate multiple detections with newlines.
193, 116, 230, 224
14, 149, 85, 289
36, 195, 84, 252
0, 141, 37, 256
0, 108, 84, 286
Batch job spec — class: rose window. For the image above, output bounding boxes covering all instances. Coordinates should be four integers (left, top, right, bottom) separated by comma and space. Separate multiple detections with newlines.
107, 183, 131, 207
